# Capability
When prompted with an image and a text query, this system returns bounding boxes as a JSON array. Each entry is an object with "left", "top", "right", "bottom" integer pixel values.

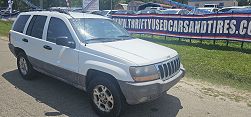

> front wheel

[{"left": 88, "top": 77, "right": 125, "bottom": 117}]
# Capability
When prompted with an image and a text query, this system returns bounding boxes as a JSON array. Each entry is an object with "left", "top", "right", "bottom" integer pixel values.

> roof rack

[
  {"left": 48, "top": 8, "right": 75, "bottom": 18},
  {"left": 49, "top": 8, "right": 71, "bottom": 15}
]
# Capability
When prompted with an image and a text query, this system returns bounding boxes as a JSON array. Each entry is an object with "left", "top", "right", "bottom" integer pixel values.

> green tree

[
  {"left": 173, "top": 0, "right": 188, "bottom": 4},
  {"left": 71, "top": 0, "right": 82, "bottom": 7},
  {"left": 100, "top": 0, "right": 120, "bottom": 10},
  {"left": 238, "top": 0, "right": 249, "bottom": 6},
  {"left": 13, "top": 0, "right": 30, "bottom": 11},
  {"left": 0, "top": 0, "right": 8, "bottom": 8}
]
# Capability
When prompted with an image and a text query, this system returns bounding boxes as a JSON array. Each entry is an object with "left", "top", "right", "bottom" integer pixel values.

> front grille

[{"left": 157, "top": 56, "right": 181, "bottom": 80}]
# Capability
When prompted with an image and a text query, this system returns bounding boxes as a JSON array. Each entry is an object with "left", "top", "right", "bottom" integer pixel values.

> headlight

[{"left": 129, "top": 65, "right": 160, "bottom": 82}]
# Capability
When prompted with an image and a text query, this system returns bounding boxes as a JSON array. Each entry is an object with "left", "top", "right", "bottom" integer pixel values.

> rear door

[{"left": 23, "top": 15, "right": 48, "bottom": 67}]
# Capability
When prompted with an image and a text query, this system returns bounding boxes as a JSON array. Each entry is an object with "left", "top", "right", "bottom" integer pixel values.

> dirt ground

[{"left": 0, "top": 39, "right": 250, "bottom": 117}]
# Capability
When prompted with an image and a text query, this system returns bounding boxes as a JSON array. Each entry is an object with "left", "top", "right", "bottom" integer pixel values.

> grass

[
  {"left": 0, "top": 20, "right": 12, "bottom": 37},
  {"left": 133, "top": 34, "right": 251, "bottom": 92}
]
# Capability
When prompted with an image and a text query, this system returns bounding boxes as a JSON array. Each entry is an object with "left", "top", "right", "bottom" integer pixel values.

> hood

[{"left": 86, "top": 39, "right": 178, "bottom": 66}]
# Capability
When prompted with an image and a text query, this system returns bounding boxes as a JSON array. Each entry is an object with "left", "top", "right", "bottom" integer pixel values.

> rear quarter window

[{"left": 13, "top": 15, "right": 30, "bottom": 33}]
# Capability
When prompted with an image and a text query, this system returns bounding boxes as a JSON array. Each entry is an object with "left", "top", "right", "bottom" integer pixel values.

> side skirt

[
  {"left": 27, "top": 56, "right": 87, "bottom": 91},
  {"left": 33, "top": 67, "right": 87, "bottom": 91}
]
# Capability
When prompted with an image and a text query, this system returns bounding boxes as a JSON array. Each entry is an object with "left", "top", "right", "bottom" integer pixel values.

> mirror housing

[{"left": 55, "top": 36, "right": 75, "bottom": 48}]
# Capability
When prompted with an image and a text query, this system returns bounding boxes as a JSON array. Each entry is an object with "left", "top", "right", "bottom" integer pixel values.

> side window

[
  {"left": 26, "top": 15, "right": 37, "bottom": 36},
  {"left": 26, "top": 15, "right": 47, "bottom": 39},
  {"left": 13, "top": 15, "right": 30, "bottom": 33},
  {"left": 47, "top": 17, "right": 73, "bottom": 43}
]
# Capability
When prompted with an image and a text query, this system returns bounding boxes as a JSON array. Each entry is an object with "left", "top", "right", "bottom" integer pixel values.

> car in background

[
  {"left": 188, "top": 7, "right": 218, "bottom": 15},
  {"left": 204, "top": 4, "right": 219, "bottom": 8},
  {"left": 99, "top": 10, "right": 118, "bottom": 17},
  {"left": 89, "top": 10, "right": 118, "bottom": 17},
  {"left": 0, "top": 10, "right": 20, "bottom": 17},
  {"left": 224, "top": 8, "right": 251, "bottom": 13},
  {"left": 49, "top": 7, "right": 69, "bottom": 11},
  {"left": 114, "top": 10, "right": 136, "bottom": 15},
  {"left": 137, "top": 9, "right": 161, "bottom": 15},
  {"left": 72, "top": 8, "right": 83, "bottom": 12},
  {"left": 145, "top": 7, "right": 166, "bottom": 10},
  {"left": 197, "top": 7, "right": 219, "bottom": 12},
  {"left": 160, "top": 9, "right": 189, "bottom": 15},
  {"left": 49, "top": 7, "right": 83, "bottom": 13},
  {"left": 218, "top": 6, "right": 251, "bottom": 13},
  {"left": 89, "top": 10, "right": 103, "bottom": 15}
]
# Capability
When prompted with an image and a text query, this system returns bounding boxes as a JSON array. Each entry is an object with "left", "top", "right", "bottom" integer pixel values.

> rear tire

[
  {"left": 17, "top": 52, "right": 36, "bottom": 80},
  {"left": 88, "top": 76, "right": 125, "bottom": 117}
]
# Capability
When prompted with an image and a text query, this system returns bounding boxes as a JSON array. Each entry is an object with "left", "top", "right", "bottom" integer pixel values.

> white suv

[{"left": 8, "top": 11, "right": 185, "bottom": 117}]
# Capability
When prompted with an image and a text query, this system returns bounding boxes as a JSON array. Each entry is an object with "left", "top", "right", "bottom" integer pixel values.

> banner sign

[{"left": 112, "top": 14, "right": 251, "bottom": 42}]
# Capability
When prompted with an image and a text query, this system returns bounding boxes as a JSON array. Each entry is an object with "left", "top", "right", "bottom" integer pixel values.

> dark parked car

[
  {"left": 137, "top": 9, "right": 161, "bottom": 15},
  {"left": 0, "top": 10, "right": 20, "bottom": 17},
  {"left": 114, "top": 10, "right": 136, "bottom": 15},
  {"left": 160, "top": 9, "right": 189, "bottom": 15},
  {"left": 224, "top": 8, "right": 251, "bottom": 14},
  {"left": 218, "top": 6, "right": 251, "bottom": 13}
]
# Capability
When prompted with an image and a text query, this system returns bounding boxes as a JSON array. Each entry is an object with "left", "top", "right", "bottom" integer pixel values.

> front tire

[
  {"left": 17, "top": 52, "right": 35, "bottom": 80},
  {"left": 88, "top": 77, "right": 125, "bottom": 117}
]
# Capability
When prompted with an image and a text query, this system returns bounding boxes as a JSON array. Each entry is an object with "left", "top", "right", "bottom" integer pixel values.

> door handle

[
  {"left": 43, "top": 45, "right": 52, "bottom": 50},
  {"left": 22, "top": 38, "right": 28, "bottom": 42}
]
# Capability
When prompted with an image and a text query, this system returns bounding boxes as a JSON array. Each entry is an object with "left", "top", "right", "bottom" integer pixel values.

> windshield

[{"left": 70, "top": 18, "right": 132, "bottom": 43}]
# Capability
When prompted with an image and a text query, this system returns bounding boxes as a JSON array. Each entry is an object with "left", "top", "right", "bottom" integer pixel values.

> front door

[{"left": 42, "top": 17, "right": 79, "bottom": 84}]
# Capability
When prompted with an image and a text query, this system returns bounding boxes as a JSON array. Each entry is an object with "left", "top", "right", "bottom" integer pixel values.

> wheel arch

[
  {"left": 14, "top": 47, "right": 26, "bottom": 56},
  {"left": 86, "top": 69, "right": 120, "bottom": 90},
  {"left": 85, "top": 69, "right": 127, "bottom": 102}
]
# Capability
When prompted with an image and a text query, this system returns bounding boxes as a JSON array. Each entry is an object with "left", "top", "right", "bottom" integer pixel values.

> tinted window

[
  {"left": 26, "top": 16, "right": 37, "bottom": 36},
  {"left": 13, "top": 15, "right": 30, "bottom": 33},
  {"left": 26, "top": 15, "right": 47, "bottom": 39},
  {"left": 47, "top": 17, "right": 73, "bottom": 43}
]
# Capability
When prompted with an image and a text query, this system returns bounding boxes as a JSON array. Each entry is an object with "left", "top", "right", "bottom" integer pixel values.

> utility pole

[
  {"left": 111, "top": 0, "right": 112, "bottom": 10},
  {"left": 39, "top": 0, "right": 43, "bottom": 9}
]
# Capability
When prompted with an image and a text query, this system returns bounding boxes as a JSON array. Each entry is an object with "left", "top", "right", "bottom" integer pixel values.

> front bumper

[{"left": 118, "top": 69, "right": 185, "bottom": 105}]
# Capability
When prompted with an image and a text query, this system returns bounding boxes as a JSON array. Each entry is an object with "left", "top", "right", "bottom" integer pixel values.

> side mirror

[{"left": 55, "top": 36, "right": 75, "bottom": 48}]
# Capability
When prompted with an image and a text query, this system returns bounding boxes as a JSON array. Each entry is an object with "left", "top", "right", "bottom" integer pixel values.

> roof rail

[
  {"left": 49, "top": 8, "right": 71, "bottom": 15},
  {"left": 48, "top": 8, "right": 75, "bottom": 18}
]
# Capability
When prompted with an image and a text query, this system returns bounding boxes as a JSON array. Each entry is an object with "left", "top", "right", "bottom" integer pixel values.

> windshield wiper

[
  {"left": 117, "top": 35, "right": 133, "bottom": 40},
  {"left": 117, "top": 35, "right": 131, "bottom": 38},
  {"left": 86, "top": 38, "right": 123, "bottom": 43}
]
